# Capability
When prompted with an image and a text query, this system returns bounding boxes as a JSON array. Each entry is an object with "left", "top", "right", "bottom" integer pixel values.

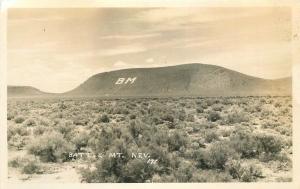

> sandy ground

[
  {"left": 8, "top": 150, "right": 81, "bottom": 183},
  {"left": 8, "top": 164, "right": 81, "bottom": 183}
]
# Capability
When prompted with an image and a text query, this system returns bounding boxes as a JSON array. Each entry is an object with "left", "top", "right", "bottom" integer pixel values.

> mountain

[
  {"left": 63, "top": 63, "right": 291, "bottom": 97},
  {"left": 7, "top": 86, "right": 51, "bottom": 97},
  {"left": 8, "top": 64, "right": 291, "bottom": 98}
]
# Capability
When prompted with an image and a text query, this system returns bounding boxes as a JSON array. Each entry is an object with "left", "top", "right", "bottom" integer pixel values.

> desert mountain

[
  {"left": 8, "top": 64, "right": 291, "bottom": 98},
  {"left": 63, "top": 63, "right": 291, "bottom": 97},
  {"left": 7, "top": 86, "right": 50, "bottom": 97}
]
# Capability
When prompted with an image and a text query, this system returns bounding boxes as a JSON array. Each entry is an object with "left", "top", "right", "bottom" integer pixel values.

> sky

[{"left": 7, "top": 7, "right": 292, "bottom": 93}]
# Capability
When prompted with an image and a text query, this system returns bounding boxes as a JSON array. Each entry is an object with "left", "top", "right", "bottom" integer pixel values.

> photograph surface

[{"left": 7, "top": 7, "right": 293, "bottom": 183}]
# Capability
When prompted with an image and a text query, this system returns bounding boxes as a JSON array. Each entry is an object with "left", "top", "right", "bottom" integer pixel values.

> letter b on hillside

[
  {"left": 115, "top": 77, "right": 137, "bottom": 85},
  {"left": 115, "top": 78, "right": 125, "bottom": 84}
]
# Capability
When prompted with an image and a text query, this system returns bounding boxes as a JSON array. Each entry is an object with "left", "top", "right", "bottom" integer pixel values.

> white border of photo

[{"left": 0, "top": 1, "right": 299, "bottom": 189}]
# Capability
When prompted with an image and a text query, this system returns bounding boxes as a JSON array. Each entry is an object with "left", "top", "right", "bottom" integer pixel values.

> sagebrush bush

[
  {"left": 8, "top": 156, "right": 26, "bottom": 168},
  {"left": 22, "top": 118, "right": 36, "bottom": 127},
  {"left": 255, "top": 133, "right": 283, "bottom": 161},
  {"left": 7, "top": 124, "right": 29, "bottom": 141},
  {"left": 227, "top": 160, "right": 262, "bottom": 182},
  {"left": 88, "top": 126, "right": 116, "bottom": 153},
  {"left": 8, "top": 133, "right": 26, "bottom": 150},
  {"left": 275, "top": 125, "right": 292, "bottom": 136},
  {"left": 229, "top": 130, "right": 259, "bottom": 158},
  {"left": 186, "top": 114, "right": 195, "bottom": 122},
  {"left": 28, "top": 131, "right": 75, "bottom": 162},
  {"left": 261, "top": 104, "right": 276, "bottom": 116},
  {"left": 206, "top": 142, "right": 235, "bottom": 169},
  {"left": 145, "top": 144, "right": 172, "bottom": 174},
  {"left": 168, "top": 131, "right": 188, "bottom": 152},
  {"left": 14, "top": 116, "right": 25, "bottom": 124},
  {"left": 196, "top": 107, "right": 204, "bottom": 113},
  {"left": 204, "top": 130, "right": 219, "bottom": 143},
  {"left": 9, "top": 155, "right": 44, "bottom": 174},
  {"left": 255, "top": 133, "right": 283, "bottom": 155},
  {"left": 129, "top": 121, "right": 143, "bottom": 139},
  {"left": 223, "top": 105, "right": 249, "bottom": 124},
  {"left": 55, "top": 121, "right": 75, "bottom": 139},
  {"left": 72, "top": 131, "right": 90, "bottom": 151},
  {"left": 177, "top": 110, "right": 186, "bottom": 121},
  {"left": 230, "top": 130, "right": 283, "bottom": 160},
  {"left": 33, "top": 125, "right": 50, "bottom": 136},
  {"left": 22, "top": 159, "right": 44, "bottom": 174},
  {"left": 123, "top": 159, "right": 155, "bottom": 182},
  {"left": 173, "top": 161, "right": 195, "bottom": 182},
  {"left": 261, "top": 119, "right": 280, "bottom": 129},
  {"left": 207, "top": 111, "right": 221, "bottom": 122},
  {"left": 151, "top": 127, "right": 169, "bottom": 146},
  {"left": 129, "top": 114, "right": 136, "bottom": 119},
  {"left": 98, "top": 114, "right": 110, "bottom": 123},
  {"left": 185, "top": 126, "right": 194, "bottom": 134},
  {"left": 7, "top": 111, "right": 16, "bottom": 120},
  {"left": 39, "top": 117, "right": 51, "bottom": 126},
  {"left": 113, "top": 107, "right": 130, "bottom": 115},
  {"left": 219, "top": 129, "right": 232, "bottom": 137},
  {"left": 206, "top": 99, "right": 218, "bottom": 106},
  {"left": 192, "top": 142, "right": 237, "bottom": 170},
  {"left": 73, "top": 116, "right": 89, "bottom": 126},
  {"left": 161, "top": 114, "right": 174, "bottom": 123},
  {"left": 212, "top": 104, "right": 223, "bottom": 112}
]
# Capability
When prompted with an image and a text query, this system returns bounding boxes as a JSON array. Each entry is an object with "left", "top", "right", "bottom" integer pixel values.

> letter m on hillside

[
  {"left": 125, "top": 77, "right": 137, "bottom": 84},
  {"left": 115, "top": 77, "right": 137, "bottom": 85}
]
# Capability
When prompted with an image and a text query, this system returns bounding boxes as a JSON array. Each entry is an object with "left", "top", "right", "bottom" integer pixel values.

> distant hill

[
  {"left": 8, "top": 64, "right": 291, "bottom": 98},
  {"left": 63, "top": 63, "right": 291, "bottom": 97},
  {"left": 7, "top": 86, "right": 50, "bottom": 97}
]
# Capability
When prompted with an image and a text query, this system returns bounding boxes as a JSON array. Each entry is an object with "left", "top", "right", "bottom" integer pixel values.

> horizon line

[{"left": 7, "top": 63, "right": 292, "bottom": 94}]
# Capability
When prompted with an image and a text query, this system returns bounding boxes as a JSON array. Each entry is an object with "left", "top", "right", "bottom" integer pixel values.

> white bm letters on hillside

[{"left": 115, "top": 77, "right": 137, "bottom": 85}]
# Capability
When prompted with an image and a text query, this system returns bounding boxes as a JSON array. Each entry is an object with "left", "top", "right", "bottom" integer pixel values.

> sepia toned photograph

[{"left": 6, "top": 7, "right": 293, "bottom": 183}]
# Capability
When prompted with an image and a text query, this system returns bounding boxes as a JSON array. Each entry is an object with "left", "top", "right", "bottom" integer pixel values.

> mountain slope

[
  {"left": 64, "top": 63, "right": 291, "bottom": 97},
  {"left": 7, "top": 86, "right": 50, "bottom": 97}
]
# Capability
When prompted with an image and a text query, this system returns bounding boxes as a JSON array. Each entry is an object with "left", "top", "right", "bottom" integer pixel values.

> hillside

[
  {"left": 8, "top": 64, "right": 291, "bottom": 98},
  {"left": 64, "top": 63, "right": 291, "bottom": 97},
  {"left": 7, "top": 86, "right": 50, "bottom": 97}
]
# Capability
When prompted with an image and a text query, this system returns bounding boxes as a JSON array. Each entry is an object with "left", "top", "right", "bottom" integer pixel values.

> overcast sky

[{"left": 8, "top": 8, "right": 292, "bottom": 93}]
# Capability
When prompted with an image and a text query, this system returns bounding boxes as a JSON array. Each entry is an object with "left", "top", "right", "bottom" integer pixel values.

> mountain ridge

[{"left": 8, "top": 63, "right": 292, "bottom": 98}]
